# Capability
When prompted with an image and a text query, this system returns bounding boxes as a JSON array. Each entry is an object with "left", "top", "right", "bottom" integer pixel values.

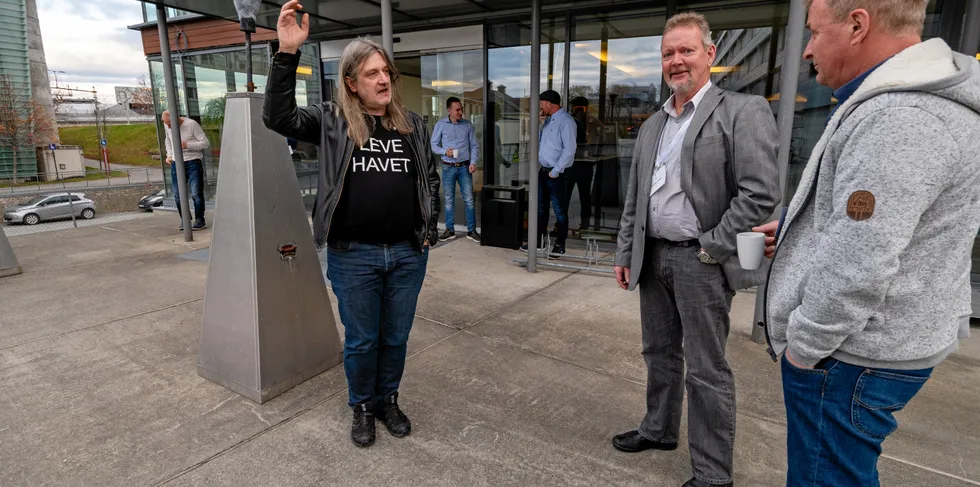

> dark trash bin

[{"left": 480, "top": 185, "right": 527, "bottom": 250}]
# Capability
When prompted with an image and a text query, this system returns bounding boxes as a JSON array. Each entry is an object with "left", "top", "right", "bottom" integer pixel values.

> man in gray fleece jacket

[{"left": 755, "top": 0, "right": 980, "bottom": 485}]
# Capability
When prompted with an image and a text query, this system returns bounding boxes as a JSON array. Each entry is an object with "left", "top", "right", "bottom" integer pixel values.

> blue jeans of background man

[
  {"left": 537, "top": 167, "right": 567, "bottom": 246},
  {"left": 326, "top": 240, "right": 429, "bottom": 407},
  {"left": 781, "top": 354, "right": 932, "bottom": 486},
  {"left": 170, "top": 158, "right": 206, "bottom": 223},
  {"left": 442, "top": 164, "right": 476, "bottom": 232}
]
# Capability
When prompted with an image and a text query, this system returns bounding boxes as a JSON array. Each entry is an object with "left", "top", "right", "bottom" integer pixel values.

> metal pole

[
  {"left": 51, "top": 148, "right": 59, "bottom": 180},
  {"left": 245, "top": 32, "right": 255, "bottom": 92},
  {"left": 528, "top": 0, "right": 541, "bottom": 272},
  {"left": 751, "top": 0, "right": 806, "bottom": 344},
  {"left": 66, "top": 189, "right": 77, "bottom": 228},
  {"left": 157, "top": 4, "right": 193, "bottom": 242},
  {"left": 562, "top": 11, "right": 571, "bottom": 106},
  {"left": 959, "top": 0, "right": 980, "bottom": 56},
  {"left": 381, "top": 0, "right": 394, "bottom": 56}
]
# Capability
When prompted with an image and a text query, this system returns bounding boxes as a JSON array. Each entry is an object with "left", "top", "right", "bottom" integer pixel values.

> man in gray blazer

[{"left": 611, "top": 12, "right": 780, "bottom": 487}]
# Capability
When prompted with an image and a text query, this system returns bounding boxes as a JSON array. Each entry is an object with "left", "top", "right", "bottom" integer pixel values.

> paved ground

[{"left": 0, "top": 213, "right": 977, "bottom": 487}]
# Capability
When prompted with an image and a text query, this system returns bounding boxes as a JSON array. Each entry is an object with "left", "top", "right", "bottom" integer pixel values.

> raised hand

[{"left": 276, "top": 0, "right": 309, "bottom": 54}]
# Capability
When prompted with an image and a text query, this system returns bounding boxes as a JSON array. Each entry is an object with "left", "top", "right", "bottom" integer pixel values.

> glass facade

[
  {"left": 148, "top": 42, "right": 321, "bottom": 206},
  {"left": 144, "top": 0, "right": 977, "bottom": 277},
  {"left": 142, "top": 3, "right": 194, "bottom": 23}
]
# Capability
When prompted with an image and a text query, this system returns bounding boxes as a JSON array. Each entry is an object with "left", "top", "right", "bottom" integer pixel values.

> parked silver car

[
  {"left": 138, "top": 189, "right": 166, "bottom": 211},
  {"left": 3, "top": 193, "right": 96, "bottom": 225}
]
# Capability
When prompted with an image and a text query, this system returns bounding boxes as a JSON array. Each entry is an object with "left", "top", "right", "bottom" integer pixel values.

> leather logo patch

[{"left": 846, "top": 191, "right": 875, "bottom": 221}]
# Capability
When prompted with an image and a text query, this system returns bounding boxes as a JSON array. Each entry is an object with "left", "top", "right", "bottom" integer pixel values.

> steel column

[
  {"left": 527, "top": 0, "right": 541, "bottom": 272},
  {"left": 751, "top": 0, "right": 806, "bottom": 344},
  {"left": 562, "top": 11, "right": 572, "bottom": 106},
  {"left": 382, "top": 0, "right": 394, "bottom": 56},
  {"left": 198, "top": 93, "right": 343, "bottom": 403},
  {"left": 157, "top": 4, "right": 193, "bottom": 241}
]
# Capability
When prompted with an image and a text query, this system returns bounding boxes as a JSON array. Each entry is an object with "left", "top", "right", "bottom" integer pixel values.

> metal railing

[{"left": 0, "top": 168, "right": 164, "bottom": 195}]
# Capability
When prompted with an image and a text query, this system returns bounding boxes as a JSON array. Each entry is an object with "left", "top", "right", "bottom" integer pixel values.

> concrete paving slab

[
  {"left": 155, "top": 332, "right": 966, "bottom": 487},
  {"left": 0, "top": 297, "right": 454, "bottom": 487},
  {"left": 414, "top": 239, "right": 570, "bottom": 328},
  {"left": 0, "top": 255, "right": 207, "bottom": 349},
  {"left": 159, "top": 331, "right": 686, "bottom": 487},
  {"left": 467, "top": 273, "right": 980, "bottom": 483}
]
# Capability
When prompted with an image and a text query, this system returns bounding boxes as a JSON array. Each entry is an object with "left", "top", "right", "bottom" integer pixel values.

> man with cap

[{"left": 522, "top": 89, "right": 576, "bottom": 257}]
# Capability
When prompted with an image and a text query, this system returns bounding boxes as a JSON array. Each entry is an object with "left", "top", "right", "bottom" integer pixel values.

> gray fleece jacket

[{"left": 766, "top": 39, "right": 980, "bottom": 370}]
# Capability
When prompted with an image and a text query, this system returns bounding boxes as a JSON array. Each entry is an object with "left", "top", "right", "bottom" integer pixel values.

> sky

[{"left": 36, "top": 0, "right": 148, "bottom": 104}]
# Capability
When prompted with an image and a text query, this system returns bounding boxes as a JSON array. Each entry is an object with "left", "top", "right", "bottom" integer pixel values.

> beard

[{"left": 666, "top": 76, "right": 696, "bottom": 96}]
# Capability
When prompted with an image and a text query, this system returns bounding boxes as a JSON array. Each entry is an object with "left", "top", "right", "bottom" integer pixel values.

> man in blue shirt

[
  {"left": 431, "top": 97, "right": 480, "bottom": 242},
  {"left": 522, "top": 89, "right": 576, "bottom": 257}
]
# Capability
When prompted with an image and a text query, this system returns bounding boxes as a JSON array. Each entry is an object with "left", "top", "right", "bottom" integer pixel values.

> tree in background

[
  {"left": 130, "top": 74, "right": 154, "bottom": 116},
  {"left": 0, "top": 74, "right": 54, "bottom": 183}
]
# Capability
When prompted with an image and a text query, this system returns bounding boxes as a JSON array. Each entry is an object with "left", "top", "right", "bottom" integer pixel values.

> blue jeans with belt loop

[
  {"left": 781, "top": 354, "right": 932, "bottom": 486},
  {"left": 325, "top": 240, "right": 429, "bottom": 407}
]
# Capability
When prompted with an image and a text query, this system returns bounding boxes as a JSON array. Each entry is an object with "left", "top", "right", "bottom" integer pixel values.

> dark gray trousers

[{"left": 637, "top": 240, "right": 736, "bottom": 485}]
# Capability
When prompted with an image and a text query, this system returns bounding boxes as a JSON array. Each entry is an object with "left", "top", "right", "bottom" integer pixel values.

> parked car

[
  {"left": 138, "top": 189, "right": 166, "bottom": 211},
  {"left": 3, "top": 193, "right": 96, "bottom": 225}
]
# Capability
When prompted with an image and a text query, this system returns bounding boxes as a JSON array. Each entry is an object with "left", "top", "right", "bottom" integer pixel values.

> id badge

[{"left": 650, "top": 165, "right": 666, "bottom": 196}]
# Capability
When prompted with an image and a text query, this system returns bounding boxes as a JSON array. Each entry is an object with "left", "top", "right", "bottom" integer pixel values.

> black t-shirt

[{"left": 329, "top": 116, "right": 420, "bottom": 245}]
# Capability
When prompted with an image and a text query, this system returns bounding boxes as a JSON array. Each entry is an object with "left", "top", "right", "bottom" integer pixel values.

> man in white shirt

[{"left": 163, "top": 110, "right": 210, "bottom": 230}]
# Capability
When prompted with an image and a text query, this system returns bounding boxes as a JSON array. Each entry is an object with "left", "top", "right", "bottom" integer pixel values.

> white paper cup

[{"left": 737, "top": 232, "right": 766, "bottom": 270}]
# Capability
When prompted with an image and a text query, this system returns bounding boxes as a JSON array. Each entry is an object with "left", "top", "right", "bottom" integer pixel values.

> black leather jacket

[{"left": 262, "top": 51, "right": 440, "bottom": 251}]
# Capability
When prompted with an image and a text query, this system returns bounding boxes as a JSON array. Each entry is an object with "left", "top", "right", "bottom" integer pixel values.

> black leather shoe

[
  {"left": 682, "top": 478, "right": 732, "bottom": 487},
  {"left": 350, "top": 402, "right": 376, "bottom": 447},
  {"left": 611, "top": 430, "right": 678, "bottom": 453},
  {"left": 377, "top": 392, "right": 411, "bottom": 437}
]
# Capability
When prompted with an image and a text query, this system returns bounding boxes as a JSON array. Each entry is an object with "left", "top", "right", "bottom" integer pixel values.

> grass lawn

[
  {"left": 59, "top": 124, "right": 160, "bottom": 167},
  {"left": 0, "top": 169, "right": 129, "bottom": 189}
]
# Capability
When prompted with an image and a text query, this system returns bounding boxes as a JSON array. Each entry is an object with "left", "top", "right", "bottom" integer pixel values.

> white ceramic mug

[{"left": 736, "top": 232, "right": 766, "bottom": 270}]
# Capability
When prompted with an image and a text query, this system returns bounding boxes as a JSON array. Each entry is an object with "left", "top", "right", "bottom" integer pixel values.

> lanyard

[{"left": 654, "top": 115, "right": 694, "bottom": 170}]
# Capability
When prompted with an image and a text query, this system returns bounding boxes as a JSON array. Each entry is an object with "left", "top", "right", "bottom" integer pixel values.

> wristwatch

[{"left": 698, "top": 248, "right": 718, "bottom": 265}]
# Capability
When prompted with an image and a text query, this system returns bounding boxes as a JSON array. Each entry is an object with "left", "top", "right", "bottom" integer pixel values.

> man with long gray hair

[{"left": 264, "top": 1, "right": 440, "bottom": 448}]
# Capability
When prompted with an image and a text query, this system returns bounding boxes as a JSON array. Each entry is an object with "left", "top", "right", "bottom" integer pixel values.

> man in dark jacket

[{"left": 264, "top": 0, "right": 440, "bottom": 449}]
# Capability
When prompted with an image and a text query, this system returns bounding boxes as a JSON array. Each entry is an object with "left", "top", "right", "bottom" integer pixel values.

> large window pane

[
  {"left": 565, "top": 10, "right": 668, "bottom": 233},
  {"left": 487, "top": 20, "right": 566, "bottom": 189}
]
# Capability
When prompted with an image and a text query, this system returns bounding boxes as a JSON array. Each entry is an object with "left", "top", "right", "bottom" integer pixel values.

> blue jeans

[
  {"left": 326, "top": 240, "right": 429, "bottom": 407},
  {"left": 537, "top": 168, "right": 567, "bottom": 246},
  {"left": 781, "top": 355, "right": 932, "bottom": 486},
  {"left": 170, "top": 158, "right": 206, "bottom": 223},
  {"left": 442, "top": 164, "right": 476, "bottom": 232}
]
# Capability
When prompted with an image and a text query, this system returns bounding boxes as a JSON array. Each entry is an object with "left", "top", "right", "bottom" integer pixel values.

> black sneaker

[
  {"left": 549, "top": 244, "right": 566, "bottom": 260},
  {"left": 467, "top": 230, "right": 481, "bottom": 243},
  {"left": 439, "top": 229, "right": 456, "bottom": 241},
  {"left": 192, "top": 220, "right": 207, "bottom": 231},
  {"left": 519, "top": 242, "right": 546, "bottom": 252},
  {"left": 350, "top": 402, "right": 376, "bottom": 447},
  {"left": 376, "top": 392, "right": 411, "bottom": 438}
]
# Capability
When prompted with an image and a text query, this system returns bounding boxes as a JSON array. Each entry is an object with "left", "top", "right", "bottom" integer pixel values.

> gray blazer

[{"left": 615, "top": 85, "right": 781, "bottom": 291}]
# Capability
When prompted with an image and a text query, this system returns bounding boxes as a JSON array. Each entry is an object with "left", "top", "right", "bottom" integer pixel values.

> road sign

[
  {"left": 100, "top": 139, "right": 107, "bottom": 147},
  {"left": 48, "top": 144, "right": 56, "bottom": 150}
]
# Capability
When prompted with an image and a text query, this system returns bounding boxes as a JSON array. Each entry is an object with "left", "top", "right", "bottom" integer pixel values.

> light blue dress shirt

[
  {"left": 430, "top": 117, "right": 479, "bottom": 166},
  {"left": 538, "top": 108, "right": 577, "bottom": 178}
]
